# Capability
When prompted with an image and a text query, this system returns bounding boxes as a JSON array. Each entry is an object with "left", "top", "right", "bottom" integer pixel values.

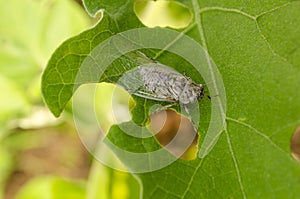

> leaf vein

[
  {"left": 255, "top": 1, "right": 292, "bottom": 18},
  {"left": 225, "top": 130, "right": 247, "bottom": 199},
  {"left": 153, "top": 22, "right": 197, "bottom": 59},
  {"left": 181, "top": 159, "right": 204, "bottom": 198},
  {"left": 199, "top": 7, "right": 255, "bottom": 20},
  {"left": 254, "top": 19, "right": 294, "bottom": 67},
  {"left": 226, "top": 117, "right": 289, "bottom": 156},
  {"left": 196, "top": 2, "right": 296, "bottom": 68}
]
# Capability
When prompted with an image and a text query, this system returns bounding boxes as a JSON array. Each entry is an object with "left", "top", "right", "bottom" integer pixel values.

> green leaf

[
  {"left": 41, "top": 0, "right": 300, "bottom": 198},
  {"left": 83, "top": 0, "right": 143, "bottom": 30},
  {"left": 41, "top": 13, "right": 117, "bottom": 117}
]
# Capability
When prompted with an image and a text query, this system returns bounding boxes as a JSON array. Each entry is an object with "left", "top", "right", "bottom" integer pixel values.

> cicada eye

[{"left": 199, "top": 84, "right": 204, "bottom": 91}]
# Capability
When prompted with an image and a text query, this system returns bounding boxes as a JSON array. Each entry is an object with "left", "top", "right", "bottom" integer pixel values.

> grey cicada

[{"left": 118, "top": 58, "right": 205, "bottom": 113}]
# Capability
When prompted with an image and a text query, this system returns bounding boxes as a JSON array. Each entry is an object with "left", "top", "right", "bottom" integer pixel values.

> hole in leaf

[
  {"left": 134, "top": 0, "right": 192, "bottom": 29},
  {"left": 291, "top": 126, "right": 300, "bottom": 162},
  {"left": 95, "top": 83, "right": 132, "bottom": 133},
  {"left": 149, "top": 109, "right": 198, "bottom": 160}
]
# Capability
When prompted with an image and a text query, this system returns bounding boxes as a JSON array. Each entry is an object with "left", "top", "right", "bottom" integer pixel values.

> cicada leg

[{"left": 183, "top": 104, "right": 190, "bottom": 114}]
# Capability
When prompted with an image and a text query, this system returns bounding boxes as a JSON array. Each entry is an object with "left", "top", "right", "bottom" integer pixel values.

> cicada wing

[
  {"left": 117, "top": 66, "right": 175, "bottom": 102},
  {"left": 117, "top": 67, "right": 144, "bottom": 93},
  {"left": 133, "top": 90, "right": 175, "bottom": 102}
]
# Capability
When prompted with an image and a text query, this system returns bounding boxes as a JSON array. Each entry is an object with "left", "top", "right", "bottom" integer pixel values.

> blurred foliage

[
  {"left": 14, "top": 176, "right": 86, "bottom": 199},
  {"left": 0, "top": 0, "right": 90, "bottom": 131},
  {"left": 134, "top": 0, "right": 192, "bottom": 28}
]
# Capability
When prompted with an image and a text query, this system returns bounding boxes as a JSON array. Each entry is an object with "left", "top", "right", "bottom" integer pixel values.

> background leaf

[
  {"left": 14, "top": 176, "right": 86, "bottom": 199},
  {"left": 0, "top": 0, "right": 90, "bottom": 130},
  {"left": 42, "top": 0, "right": 300, "bottom": 198},
  {"left": 0, "top": 0, "right": 92, "bottom": 198}
]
